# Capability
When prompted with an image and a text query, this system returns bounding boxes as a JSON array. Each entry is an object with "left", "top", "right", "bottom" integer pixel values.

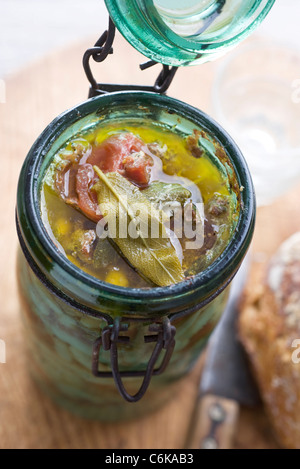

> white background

[{"left": 0, "top": 0, "right": 299, "bottom": 78}]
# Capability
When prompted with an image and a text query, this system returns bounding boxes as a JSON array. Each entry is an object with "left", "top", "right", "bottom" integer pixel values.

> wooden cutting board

[{"left": 0, "top": 32, "right": 294, "bottom": 449}]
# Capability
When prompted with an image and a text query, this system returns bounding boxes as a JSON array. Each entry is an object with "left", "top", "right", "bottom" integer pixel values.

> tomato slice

[
  {"left": 87, "top": 133, "right": 143, "bottom": 172},
  {"left": 122, "top": 151, "right": 153, "bottom": 187},
  {"left": 55, "top": 133, "right": 154, "bottom": 222},
  {"left": 76, "top": 164, "right": 101, "bottom": 223}
]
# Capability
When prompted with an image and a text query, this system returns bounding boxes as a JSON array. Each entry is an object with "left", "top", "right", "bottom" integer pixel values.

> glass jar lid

[{"left": 105, "top": 0, "right": 275, "bottom": 66}]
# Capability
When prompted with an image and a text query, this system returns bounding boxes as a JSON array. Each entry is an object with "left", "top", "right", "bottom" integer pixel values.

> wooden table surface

[{"left": 1, "top": 32, "right": 297, "bottom": 449}]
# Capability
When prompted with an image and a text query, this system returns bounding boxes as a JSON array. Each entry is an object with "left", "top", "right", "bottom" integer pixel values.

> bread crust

[{"left": 239, "top": 233, "right": 300, "bottom": 449}]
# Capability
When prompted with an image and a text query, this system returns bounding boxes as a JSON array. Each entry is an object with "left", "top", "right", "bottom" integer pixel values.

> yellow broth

[{"left": 41, "top": 121, "right": 240, "bottom": 288}]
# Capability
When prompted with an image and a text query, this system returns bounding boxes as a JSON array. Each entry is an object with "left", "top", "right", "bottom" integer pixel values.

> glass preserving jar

[{"left": 16, "top": 92, "right": 255, "bottom": 421}]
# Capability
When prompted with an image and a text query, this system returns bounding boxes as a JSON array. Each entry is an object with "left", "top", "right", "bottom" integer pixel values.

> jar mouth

[
  {"left": 105, "top": 0, "right": 275, "bottom": 66},
  {"left": 17, "top": 91, "right": 255, "bottom": 307}
]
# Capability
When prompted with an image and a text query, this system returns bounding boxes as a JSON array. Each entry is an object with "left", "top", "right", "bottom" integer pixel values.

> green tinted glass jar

[
  {"left": 105, "top": 0, "right": 275, "bottom": 65},
  {"left": 16, "top": 92, "right": 255, "bottom": 421}
]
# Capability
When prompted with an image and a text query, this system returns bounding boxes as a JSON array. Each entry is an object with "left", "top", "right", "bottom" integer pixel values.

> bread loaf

[{"left": 239, "top": 232, "right": 300, "bottom": 449}]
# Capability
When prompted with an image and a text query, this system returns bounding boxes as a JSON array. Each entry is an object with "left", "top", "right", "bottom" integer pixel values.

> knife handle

[{"left": 187, "top": 394, "right": 239, "bottom": 449}]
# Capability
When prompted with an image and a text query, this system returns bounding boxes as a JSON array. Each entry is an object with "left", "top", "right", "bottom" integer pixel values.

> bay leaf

[
  {"left": 92, "top": 167, "right": 184, "bottom": 287},
  {"left": 93, "top": 237, "right": 120, "bottom": 269},
  {"left": 142, "top": 181, "right": 191, "bottom": 207}
]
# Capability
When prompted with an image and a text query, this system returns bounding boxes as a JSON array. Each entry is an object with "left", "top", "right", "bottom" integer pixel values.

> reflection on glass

[
  {"left": 213, "top": 40, "right": 300, "bottom": 206},
  {"left": 153, "top": 0, "right": 262, "bottom": 41}
]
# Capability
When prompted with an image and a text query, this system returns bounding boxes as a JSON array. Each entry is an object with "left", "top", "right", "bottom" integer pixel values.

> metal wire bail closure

[
  {"left": 92, "top": 316, "right": 176, "bottom": 402},
  {"left": 83, "top": 17, "right": 178, "bottom": 97}
]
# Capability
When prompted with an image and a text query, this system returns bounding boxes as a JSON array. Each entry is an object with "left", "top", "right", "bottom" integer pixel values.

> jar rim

[
  {"left": 104, "top": 0, "right": 275, "bottom": 66},
  {"left": 17, "top": 91, "right": 255, "bottom": 309}
]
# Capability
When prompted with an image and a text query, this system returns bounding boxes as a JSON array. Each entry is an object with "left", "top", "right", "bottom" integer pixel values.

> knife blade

[{"left": 186, "top": 257, "right": 260, "bottom": 449}]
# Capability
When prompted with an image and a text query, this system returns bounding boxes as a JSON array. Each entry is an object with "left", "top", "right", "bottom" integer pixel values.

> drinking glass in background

[{"left": 212, "top": 39, "right": 300, "bottom": 206}]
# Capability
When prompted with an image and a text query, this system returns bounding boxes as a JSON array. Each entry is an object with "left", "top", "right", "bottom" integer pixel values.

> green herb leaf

[
  {"left": 142, "top": 181, "right": 191, "bottom": 207},
  {"left": 93, "top": 237, "right": 120, "bottom": 269},
  {"left": 93, "top": 167, "right": 184, "bottom": 287}
]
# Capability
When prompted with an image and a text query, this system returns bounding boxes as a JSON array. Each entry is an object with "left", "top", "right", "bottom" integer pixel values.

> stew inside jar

[{"left": 41, "top": 119, "right": 241, "bottom": 288}]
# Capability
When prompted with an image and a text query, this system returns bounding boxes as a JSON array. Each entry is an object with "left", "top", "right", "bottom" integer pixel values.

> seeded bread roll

[{"left": 239, "top": 232, "right": 300, "bottom": 449}]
